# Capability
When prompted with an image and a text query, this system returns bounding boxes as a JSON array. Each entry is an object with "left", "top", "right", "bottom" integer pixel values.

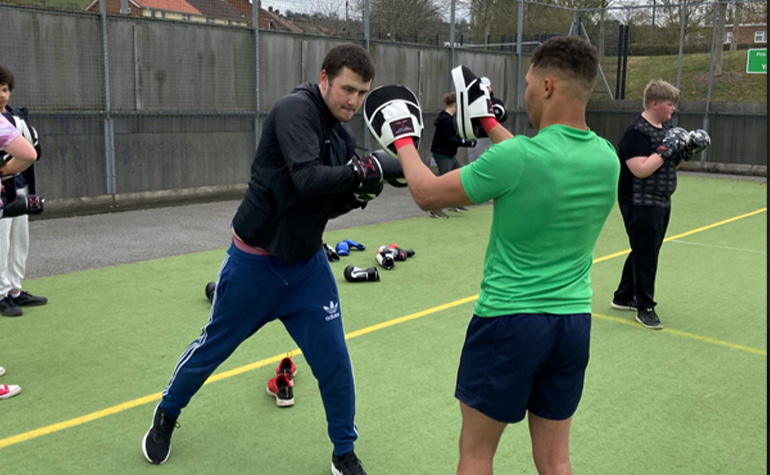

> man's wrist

[
  {"left": 394, "top": 137, "right": 414, "bottom": 151},
  {"left": 479, "top": 117, "right": 499, "bottom": 134}
]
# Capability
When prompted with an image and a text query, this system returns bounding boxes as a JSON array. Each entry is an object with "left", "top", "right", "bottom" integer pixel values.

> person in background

[
  {"left": 611, "top": 79, "right": 708, "bottom": 329},
  {"left": 0, "top": 111, "right": 38, "bottom": 399},
  {"left": 428, "top": 92, "right": 476, "bottom": 219},
  {"left": 0, "top": 66, "right": 48, "bottom": 318}
]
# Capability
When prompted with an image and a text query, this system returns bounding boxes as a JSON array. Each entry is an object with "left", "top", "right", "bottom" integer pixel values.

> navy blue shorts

[{"left": 455, "top": 313, "right": 591, "bottom": 423}]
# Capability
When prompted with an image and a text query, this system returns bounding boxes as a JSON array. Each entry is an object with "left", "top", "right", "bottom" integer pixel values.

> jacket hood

[{"left": 291, "top": 82, "right": 337, "bottom": 125}]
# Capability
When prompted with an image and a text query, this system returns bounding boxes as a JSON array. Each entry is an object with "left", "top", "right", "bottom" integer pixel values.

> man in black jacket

[{"left": 142, "top": 44, "right": 398, "bottom": 475}]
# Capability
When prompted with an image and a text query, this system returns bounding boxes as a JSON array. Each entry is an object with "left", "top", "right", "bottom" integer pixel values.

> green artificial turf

[{"left": 0, "top": 175, "right": 765, "bottom": 474}]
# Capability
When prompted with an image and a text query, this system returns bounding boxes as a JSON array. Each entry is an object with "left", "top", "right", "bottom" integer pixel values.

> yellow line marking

[
  {"left": 344, "top": 296, "right": 478, "bottom": 339},
  {"left": 593, "top": 207, "right": 766, "bottom": 263},
  {"left": 0, "top": 299, "right": 479, "bottom": 450},
  {"left": 1, "top": 208, "right": 766, "bottom": 449},
  {"left": 592, "top": 313, "right": 767, "bottom": 356}
]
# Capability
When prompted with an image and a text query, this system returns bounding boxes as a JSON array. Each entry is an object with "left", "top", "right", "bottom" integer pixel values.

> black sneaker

[
  {"left": 142, "top": 405, "right": 179, "bottom": 464},
  {"left": 0, "top": 296, "right": 22, "bottom": 317},
  {"left": 611, "top": 297, "right": 637, "bottom": 311},
  {"left": 636, "top": 308, "right": 663, "bottom": 330},
  {"left": 11, "top": 291, "right": 48, "bottom": 307},
  {"left": 332, "top": 451, "right": 367, "bottom": 475}
]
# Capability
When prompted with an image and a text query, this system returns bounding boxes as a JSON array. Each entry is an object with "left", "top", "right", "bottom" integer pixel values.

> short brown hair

[
  {"left": 321, "top": 44, "right": 375, "bottom": 83},
  {"left": 530, "top": 36, "right": 598, "bottom": 93},
  {"left": 442, "top": 92, "right": 456, "bottom": 106},
  {"left": 0, "top": 66, "right": 14, "bottom": 91},
  {"left": 643, "top": 79, "right": 679, "bottom": 109}
]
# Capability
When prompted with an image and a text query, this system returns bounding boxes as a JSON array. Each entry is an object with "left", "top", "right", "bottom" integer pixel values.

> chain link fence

[{"left": 0, "top": 0, "right": 765, "bottom": 214}]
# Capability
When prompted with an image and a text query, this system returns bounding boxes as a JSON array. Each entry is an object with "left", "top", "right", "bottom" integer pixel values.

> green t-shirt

[{"left": 460, "top": 125, "right": 620, "bottom": 317}]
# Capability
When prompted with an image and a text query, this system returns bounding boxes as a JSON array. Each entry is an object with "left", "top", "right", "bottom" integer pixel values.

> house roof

[
  {"left": 260, "top": 5, "right": 302, "bottom": 33},
  {"left": 186, "top": 0, "right": 246, "bottom": 21},
  {"left": 136, "top": 0, "right": 201, "bottom": 14}
]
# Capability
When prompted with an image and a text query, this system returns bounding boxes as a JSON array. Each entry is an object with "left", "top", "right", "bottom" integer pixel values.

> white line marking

[{"left": 669, "top": 239, "right": 767, "bottom": 254}]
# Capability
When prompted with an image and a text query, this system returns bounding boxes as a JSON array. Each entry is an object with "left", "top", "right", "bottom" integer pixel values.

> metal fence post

[
  {"left": 363, "top": 0, "right": 370, "bottom": 52},
  {"left": 673, "top": 3, "right": 687, "bottom": 127},
  {"left": 99, "top": 0, "right": 116, "bottom": 195},
  {"left": 702, "top": 2, "right": 719, "bottom": 162},
  {"left": 449, "top": 0, "right": 456, "bottom": 84},
  {"left": 514, "top": 0, "right": 524, "bottom": 134},
  {"left": 363, "top": 0, "right": 371, "bottom": 152},
  {"left": 675, "top": 4, "right": 686, "bottom": 92},
  {"left": 253, "top": 0, "right": 260, "bottom": 151}
]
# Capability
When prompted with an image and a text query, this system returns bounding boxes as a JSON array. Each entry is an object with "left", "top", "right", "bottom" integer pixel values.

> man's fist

[
  {"left": 681, "top": 129, "right": 711, "bottom": 161},
  {"left": 371, "top": 150, "right": 407, "bottom": 188},
  {"left": 349, "top": 155, "right": 382, "bottom": 187},
  {"left": 348, "top": 155, "right": 384, "bottom": 202},
  {"left": 656, "top": 127, "right": 689, "bottom": 161}
]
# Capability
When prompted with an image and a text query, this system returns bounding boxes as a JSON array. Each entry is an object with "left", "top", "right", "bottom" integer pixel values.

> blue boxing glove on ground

[
  {"left": 335, "top": 241, "right": 350, "bottom": 256},
  {"left": 343, "top": 239, "right": 365, "bottom": 251}
]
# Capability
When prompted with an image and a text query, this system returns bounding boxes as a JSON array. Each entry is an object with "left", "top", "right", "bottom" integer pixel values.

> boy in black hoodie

[{"left": 428, "top": 92, "right": 476, "bottom": 218}]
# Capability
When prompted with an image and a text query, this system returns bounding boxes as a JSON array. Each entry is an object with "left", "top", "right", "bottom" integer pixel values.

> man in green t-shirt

[{"left": 375, "top": 36, "right": 619, "bottom": 474}]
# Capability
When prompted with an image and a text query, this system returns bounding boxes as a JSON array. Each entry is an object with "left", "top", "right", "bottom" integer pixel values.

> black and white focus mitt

[
  {"left": 364, "top": 85, "right": 423, "bottom": 159},
  {"left": 452, "top": 65, "right": 495, "bottom": 140}
]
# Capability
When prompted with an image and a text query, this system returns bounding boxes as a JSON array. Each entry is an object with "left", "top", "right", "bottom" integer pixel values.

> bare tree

[
  {"left": 597, "top": 0, "right": 615, "bottom": 56},
  {"left": 741, "top": 0, "right": 767, "bottom": 23},
  {"left": 347, "top": 0, "right": 444, "bottom": 43},
  {"left": 729, "top": 1, "right": 742, "bottom": 51},
  {"left": 653, "top": 0, "right": 712, "bottom": 46},
  {"left": 713, "top": 0, "right": 726, "bottom": 74}
]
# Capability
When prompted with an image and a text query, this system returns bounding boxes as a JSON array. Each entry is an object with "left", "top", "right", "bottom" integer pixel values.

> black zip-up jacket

[
  {"left": 430, "top": 110, "right": 467, "bottom": 157},
  {"left": 231, "top": 83, "right": 363, "bottom": 261},
  {"left": 2, "top": 106, "right": 38, "bottom": 194}
]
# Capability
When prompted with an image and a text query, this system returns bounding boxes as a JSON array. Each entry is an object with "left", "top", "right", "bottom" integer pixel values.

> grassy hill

[{"left": 596, "top": 49, "right": 767, "bottom": 103}]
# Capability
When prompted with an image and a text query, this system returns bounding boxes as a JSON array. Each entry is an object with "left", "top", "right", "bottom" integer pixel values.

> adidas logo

[{"left": 323, "top": 300, "right": 340, "bottom": 321}]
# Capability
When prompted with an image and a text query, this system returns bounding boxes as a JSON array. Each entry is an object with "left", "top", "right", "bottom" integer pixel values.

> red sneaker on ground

[
  {"left": 266, "top": 373, "right": 294, "bottom": 407},
  {"left": 276, "top": 353, "right": 296, "bottom": 380}
]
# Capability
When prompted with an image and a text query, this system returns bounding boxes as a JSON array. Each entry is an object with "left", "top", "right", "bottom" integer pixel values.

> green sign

[{"left": 746, "top": 48, "right": 767, "bottom": 74}]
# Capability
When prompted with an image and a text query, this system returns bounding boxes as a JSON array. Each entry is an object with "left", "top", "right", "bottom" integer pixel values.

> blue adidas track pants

[{"left": 160, "top": 242, "right": 358, "bottom": 455}]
